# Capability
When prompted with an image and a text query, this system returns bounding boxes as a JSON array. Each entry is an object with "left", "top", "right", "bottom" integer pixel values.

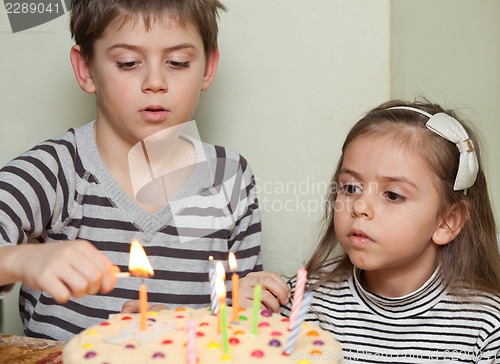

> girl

[{"left": 241, "top": 100, "right": 500, "bottom": 363}]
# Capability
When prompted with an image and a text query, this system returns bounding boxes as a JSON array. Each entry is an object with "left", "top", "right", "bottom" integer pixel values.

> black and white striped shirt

[
  {"left": 0, "top": 121, "right": 262, "bottom": 341},
  {"left": 281, "top": 260, "right": 500, "bottom": 363}
]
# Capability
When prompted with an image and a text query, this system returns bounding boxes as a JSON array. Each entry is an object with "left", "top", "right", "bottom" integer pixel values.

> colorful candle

[
  {"left": 187, "top": 319, "right": 197, "bottom": 364},
  {"left": 208, "top": 256, "right": 219, "bottom": 314},
  {"left": 251, "top": 284, "right": 262, "bottom": 337},
  {"left": 289, "top": 266, "right": 307, "bottom": 330},
  {"left": 228, "top": 253, "right": 239, "bottom": 323},
  {"left": 284, "top": 291, "right": 313, "bottom": 354},
  {"left": 139, "top": 281, "right": 147, "bottom": 331}
]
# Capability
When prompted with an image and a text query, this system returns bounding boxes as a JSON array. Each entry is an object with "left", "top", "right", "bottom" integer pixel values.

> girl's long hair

[{"left": 306, "top": 99, "right": 500, "bottom": 295}]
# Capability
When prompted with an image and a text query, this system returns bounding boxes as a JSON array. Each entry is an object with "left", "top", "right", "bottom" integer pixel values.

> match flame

[
  {"left": 216, "top": 261, "right": 226, "bottom": 281},
  {"left": 215, "top": 274, "right": 226, "bottom": 301},
  {"left": 128, "top": 239, "right": 154, "bottom": 278},
  {"left": 228, "top": 252, "right": 237, "bottom": 272}
]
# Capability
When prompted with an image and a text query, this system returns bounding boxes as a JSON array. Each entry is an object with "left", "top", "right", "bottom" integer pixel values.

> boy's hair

[
  {"left": 70, "top": 0, "right": 227, "bottom": 63},
  {"left": 307, "top": 99, "right": 500, "bottom": 296}
]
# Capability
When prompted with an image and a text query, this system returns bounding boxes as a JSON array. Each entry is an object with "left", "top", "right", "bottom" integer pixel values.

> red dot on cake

[
  {"left": 258, "top": 322, "right": 270, "bottom": 327},
  {"left": 251, "top": 350, "right": 265, "bottom": 358},
  {"left": 121, "top": 316, "right": 132, "bottom": 320},
  {"left": 229, "top": 337, "right": 240, "bottom": 345},
  {"left": 271, "top": 331, "right": 282, "bottom": 336},
  {"left": 196, "top": 332, "right": 205, "bottom": 337},
  {"left": 162, "top": 339, "right": 173, "bottom": 345},
  {"left": 199, "top": 322, "right": 209, "bottom": 326},
  {"left": 99, "top": 322, "right": 110, "bottom": 326}
]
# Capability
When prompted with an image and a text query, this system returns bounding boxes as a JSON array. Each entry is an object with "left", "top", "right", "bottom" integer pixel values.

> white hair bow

[{"left": 388, "top": 106, "right": 479, "bottom": 191}]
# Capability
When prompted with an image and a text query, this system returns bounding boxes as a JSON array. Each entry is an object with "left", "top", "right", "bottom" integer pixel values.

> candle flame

[
  {"left": 216, "top": 261, "right": 226, "bottom": 280},
  {"left": 208, "top": 255, "right": 214, "bottom": 261},
  {"left": 128, "top": 239, "right": 154, "bottom": 278},
  {"left": 228, "top": 252, "right": 237, "bottom": 272},
  {"left": 215, "top": 274, "right": 226, "bottom": 301}
]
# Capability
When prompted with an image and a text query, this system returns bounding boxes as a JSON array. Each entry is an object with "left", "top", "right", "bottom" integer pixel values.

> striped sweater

[
  {"left": 281, "top": 260, "right": 500, "bottom": 363},
  {"left": 0, "top": 121, "right": 262, "bottom": 341}
]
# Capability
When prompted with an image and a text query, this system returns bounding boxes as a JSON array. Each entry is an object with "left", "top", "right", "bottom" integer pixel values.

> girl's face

[{"left": 334, "top": 134, "right": 445, "bottom": 296}]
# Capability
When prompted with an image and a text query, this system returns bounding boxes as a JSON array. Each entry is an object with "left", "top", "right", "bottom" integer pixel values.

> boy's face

[{"left": 76, "top": 16, "right": 217, "bottom": 147}]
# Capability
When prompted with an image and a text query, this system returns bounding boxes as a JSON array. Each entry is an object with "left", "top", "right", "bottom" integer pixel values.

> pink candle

[
  {"left": 289, "top": 266, "right": 307, "bottom": 330},
  {"left": 187, "top": 319, "right": 196, "bottom": 364}
]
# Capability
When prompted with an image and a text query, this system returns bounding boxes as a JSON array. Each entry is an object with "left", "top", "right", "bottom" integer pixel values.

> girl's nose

[{"left": 351, "top": 196, "right": 374, "bottom": 220}]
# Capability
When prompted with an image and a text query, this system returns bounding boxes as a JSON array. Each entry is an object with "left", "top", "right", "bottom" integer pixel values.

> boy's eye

[
  {"left": 384, "top": 191, "right": 406, "bottom": 202},
  {"left": 167, "top": 61, "right": 190, "bottom": 69},
  {"left": 117, "top": 61, "right": 138, "bottom": 69}
]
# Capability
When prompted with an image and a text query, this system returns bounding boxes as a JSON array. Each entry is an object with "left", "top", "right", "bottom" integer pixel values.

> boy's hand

[
  {"left": 238, "top": 271, "right": 290, "bottom": 313},
  {"left": 120, "top": 300, "right": 169, "bottom": 313},
  {"left": 13, "top": 240, "right": 119, "bottom": 303}
]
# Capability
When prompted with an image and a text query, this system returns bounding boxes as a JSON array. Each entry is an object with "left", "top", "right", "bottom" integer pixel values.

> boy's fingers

[
  {"left": 121, "top": 300, "right": 140, "bottom": 313},
  {"left": 149, "top": 304, "right": 169, "bottom": 312},
  {"left": 260, "top": 289, "right": 281, "bottom": 313}
]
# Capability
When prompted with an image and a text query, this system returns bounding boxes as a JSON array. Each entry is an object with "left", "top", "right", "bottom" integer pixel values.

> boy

[{"left": 0, "top": 0, "right": 262, "bottom": 341}]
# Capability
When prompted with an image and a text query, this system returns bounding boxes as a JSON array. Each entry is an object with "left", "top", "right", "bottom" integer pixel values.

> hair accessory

[{"left": 388, "top": 106, "right": 479, "bottom": 191}]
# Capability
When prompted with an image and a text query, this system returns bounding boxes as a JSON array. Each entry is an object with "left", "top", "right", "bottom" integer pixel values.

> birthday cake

[{"left": 62, "top": 307, "right": 342, "bottom": 363}]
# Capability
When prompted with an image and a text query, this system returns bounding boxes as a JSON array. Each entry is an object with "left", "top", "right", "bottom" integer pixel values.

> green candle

[
  {"left": 251, "top": 284, "right": 262, "bottom": 337},
  {"left": 221, "top": 303, "right": 229, "bottom": 354}
]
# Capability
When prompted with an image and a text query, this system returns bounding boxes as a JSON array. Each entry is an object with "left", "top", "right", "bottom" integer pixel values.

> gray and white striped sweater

[{"left": 0, "top": 121, "right": 262, "bottom": 341}]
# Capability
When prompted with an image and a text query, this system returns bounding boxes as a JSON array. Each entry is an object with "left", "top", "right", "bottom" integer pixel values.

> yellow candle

[{"left": 139, "top": 282, "right": 147, "bottom": 331}]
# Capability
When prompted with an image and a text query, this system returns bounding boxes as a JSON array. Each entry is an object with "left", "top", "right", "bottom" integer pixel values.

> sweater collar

[{"left": 349, "top": 266, "right": 448, "bottom": 318}]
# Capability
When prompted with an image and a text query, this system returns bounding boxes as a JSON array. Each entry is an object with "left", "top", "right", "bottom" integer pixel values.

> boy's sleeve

[{"left": 226, "top": 156, "right": 262, "bottom": 277}]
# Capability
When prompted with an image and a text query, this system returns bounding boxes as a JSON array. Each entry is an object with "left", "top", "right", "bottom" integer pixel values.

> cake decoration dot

[
  {"left": 261, "top": 309, "right": 272, "bottom": 317},
  {"left": 148, "top": 318, "right": 157, "bottom": 322},
  {"left": 280, "top": 318, "right": 289, "bottom": 322},
  {"left": 229, "top": 337, "right": 240, "bottom": 345},
  {"left": 310, "top": 350, "right": 322, "bottom": 355},
  {"left": 121, "top": 316, "right": 132, "bottom": 320},
  {"left": 258, "top": 322, "right": 270, "bottom": 327},
  {"left": 208, "top": 342, "right": 220, "bottom": 349},
  {"left": 162, "top": 339, "right": 173, "bottom": 345},
  {"left": 313, "top": 340, "right": 324, "bottom": 346},
  {"left": 269, "top": 339, "right": 281, "bottom": 347},
  {"left": 84, "top": 351, "right": 97, "bottom": 359},
  {"left": 298, "top": 361, "right": 311, "bottom": 364},
  {"left": 83, "top": 343, "right": 93, "bottom": 349},
  {"left": 233, "top": 330, "right": 245, "bottom": 335},
  {"left": 251, "top": 350, "right": 264, "bottom": 358},
  {"left": 147, "top": 311, "right": 158, "bottom": 316},
  {"left": 221, "top": 355, "right": 232, "bottom": 361},
  {"left": 152, "top": 352, "right": 165, "bottom": 359},
  {"left": 199, "top": 322, "right": 209, "bottom": 326},
  {"left": 196, "top": 331, "right": 205, "bottom": 337},
  {"left": 306, "top": 330, "right": 319, "bottom": 336},
  {"left": 175, "top": 307, "right": 187, "bottom": 312},
  {"left": 271, "top": 331, "right": 282, "bottom": 336},
  {"left": 99, "top": 322, "right": 110, "bottom": 326},
  {"left": 239, "top": 316, "right": 248, "bottom": 321},
  {"left": 176, "top": 315, "right": 185, "bottom": 319},
  {"left": 86, "top": 330, "right": 98, "bottom": 336},
  {"left": 125, "top": 344, "right": 135, "bottom": 349}
]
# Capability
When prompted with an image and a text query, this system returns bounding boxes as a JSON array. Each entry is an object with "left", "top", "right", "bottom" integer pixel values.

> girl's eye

[
  {"left": 117, "top": 61, "right": 138, "bottom": 70},
  {"left": 168, "top": 61, "right": 190, "bottom": 69},
  {"left": 340, "top": 183, "right": 362, "bottom": 195},
  {"left": 384, "top": 191, "right": 406, "bottom": 202}
]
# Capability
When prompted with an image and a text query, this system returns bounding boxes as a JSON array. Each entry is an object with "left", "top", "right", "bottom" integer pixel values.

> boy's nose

[{"left": 142, "top": 66, "right": 168, "bottom": 93}]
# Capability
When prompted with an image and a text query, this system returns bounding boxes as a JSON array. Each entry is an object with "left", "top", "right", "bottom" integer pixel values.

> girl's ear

[
  {"left": 70, "top": 45, "right": 96, "bottom": 94},
  {"left": 432, "top": 202, "right": 469, "bottom": 246},
  {"left": 201, "top": 46, "right": 219, "bottom": 91}
]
